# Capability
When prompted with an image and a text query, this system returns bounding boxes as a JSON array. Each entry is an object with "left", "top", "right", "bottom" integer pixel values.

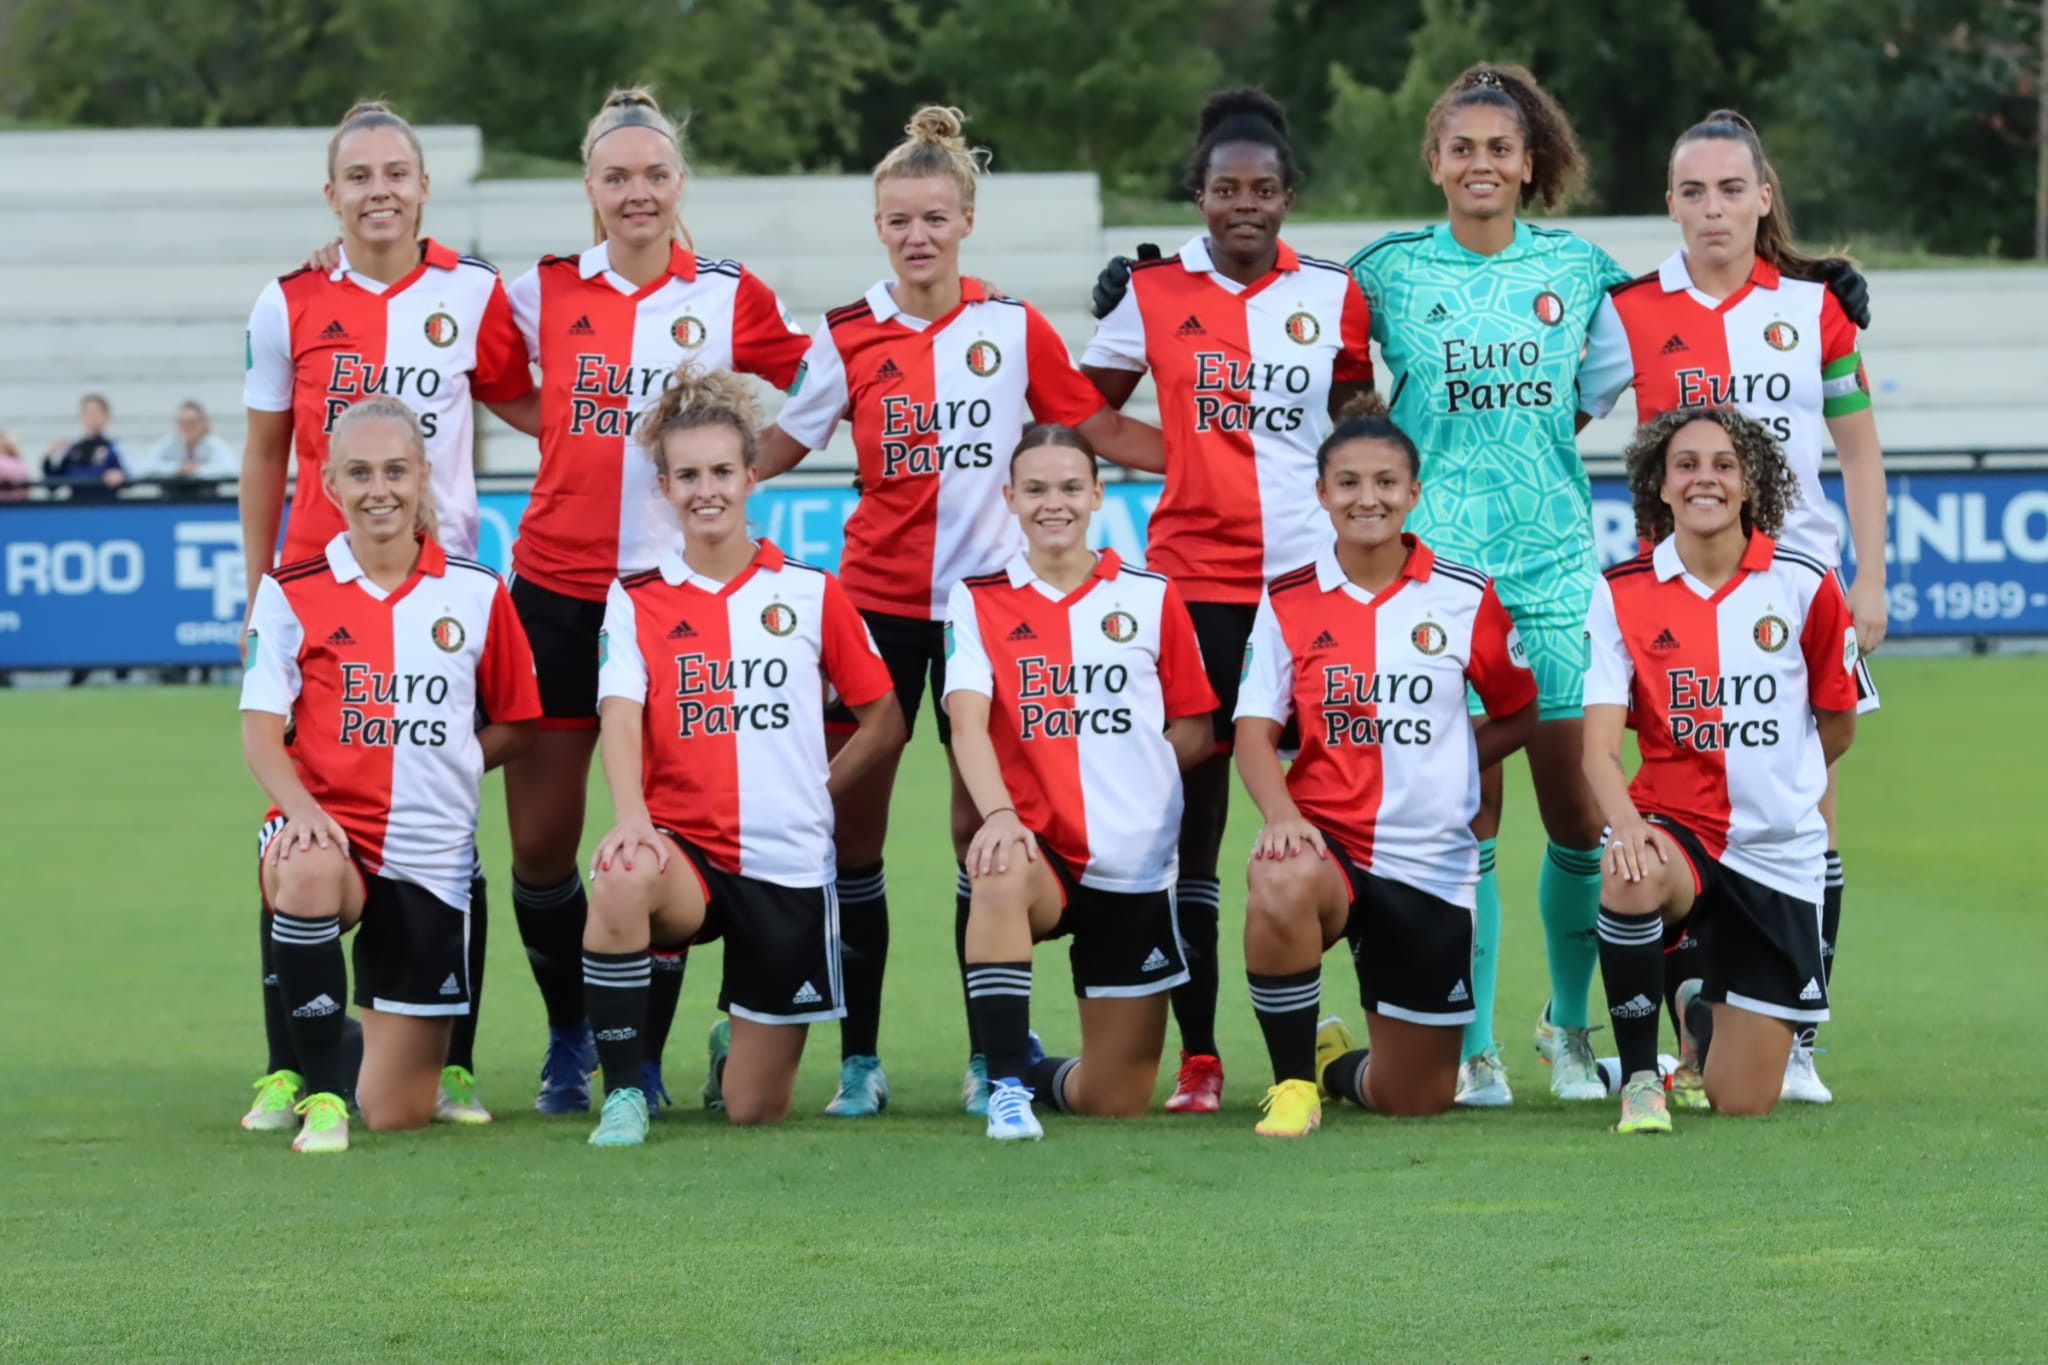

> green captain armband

[{"left": 1821, "top": 353, "right": 1872, "bottom": 418}]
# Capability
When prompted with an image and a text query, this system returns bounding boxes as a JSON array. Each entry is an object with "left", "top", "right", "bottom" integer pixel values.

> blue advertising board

[{"left": 5, "top": 469, "right": 2045, "bottom": 668}]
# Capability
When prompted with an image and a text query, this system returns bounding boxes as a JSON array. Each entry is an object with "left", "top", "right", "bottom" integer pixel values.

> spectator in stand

[
  {"left": 43, "top": 394, "right": 128, "bottom": 501},
  {"left": 141, "top": 401, "right": 236, "bottom": 488},
  {"left": 0, "top": 430, "right": 31, "bottom": 502}
]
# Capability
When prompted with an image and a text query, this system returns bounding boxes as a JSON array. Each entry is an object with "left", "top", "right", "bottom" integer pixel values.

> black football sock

[
  {"left": 1662, "top": 917, "right": 1704, "bottom": 1044},
  {"left": 1686, "top": 992, "right": 1716, "bottom": 1066},
  {"left": 446, "top": 875, "right": 487, "bottom": 1073},
  {"left": 513, "top": 873, "right": 589, "bottom": 1030},
  {"left": 1170, "top": 878, "right": 1221, "bottom": 1057},
  {"left": 1247, "top": 968, "right": 1320, "bottom": 1084},
  {"left": 1598, "top": 907, "right": 1666, "bottom": 1080},
  {"left": 644, "top": 950, "right": 687, "bottom": 1066},
  {"left": 581, "top": 950, "right": 650, "bottom": 1096},
  {"left": 1324, "top": 1049, "right": 1372, "bottom": 1108},
  {"left": 259, "top": 905, "right": 295, "bottom": 1074},
  {"left": 954, "top": 866, "right": 980, "bottom": 1055},
  {"left": 1805, "top": 849, "right": 1844, "bottom": 1049},
  {"left": 270, "top": 911, "right": 350, "bottom": 1097},
  {"left": 339, "top": 1015, "right": 364, "bottom": 1106},
  {"left": 1025, "top": 1055, "right": 1079, "bottom": 1113},
  {"left": 965, "top": 961, "right": 1033, "bottom": 1081},
  {"left": 836, "top": 861, "right": 889, "bottom": 1059}
]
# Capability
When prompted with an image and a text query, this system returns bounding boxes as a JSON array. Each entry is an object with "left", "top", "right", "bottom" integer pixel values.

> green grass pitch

[{"left": 2, "top": 657, "right": 2044, "bottom": 1363}]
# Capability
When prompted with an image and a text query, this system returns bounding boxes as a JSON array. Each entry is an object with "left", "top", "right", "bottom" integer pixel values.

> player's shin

[
  {"left": 1462, "top": 841, "right": 1502, "bottom": 1060},
  {"left": 1170, "top": 878, "right": 1222, "bottom": 1056},
  {"left": 582, "top": 951, "right": 651, "bottom": 1095},
  {"left": 270, "top": 911, "right": 351, "bottom": 1098},
  {"left": 1540, "top": 843, "right": 1604, "bottom": 1028},
  {"left": 447, "top": 876, "right": 487, "bottom": 1074},
  {"left": 836, "top": 861, "right": 888, "bottom": 1059},
  {"left": 965, "top": 962, "right": 1034, "bottom": 1083},
  {"left": 1597, "top": 908, "right": 1666, "bottom": 1080},
  {"left": 513, "top": 872, "right": 589, "bottom": 1029},
  {"left": 1247, "top": 969, "right": 1321, "bottom": 1084}
]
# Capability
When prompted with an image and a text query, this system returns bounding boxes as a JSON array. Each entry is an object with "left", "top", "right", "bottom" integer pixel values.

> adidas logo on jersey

[
  {"left": 1174, "top": 314, "right": 1206, "bottom": 337},
  {"left": 1310, "top": 629, "right": 1339, "bottom": 650},
  {"left": 438, "top": 973, "right": 461, "bottom": 996},
  {"left": 320, "top": 319, "right": 348, "bottom": 339},
  {"left": 667, "top": 620, "right": 698, "bottom": 640},
  {"left": 1425, "top": 302, "right": 1450, "bottom": 323},
  {"left": 1799, "top": 978, "right": 1823, "bottom": 1001},
  {"left": 292, "top": 993, "right": 340, "bottom": 1018},
  {"left": 568, "top": 314, "right": 595, "bottom": 336},
  {"left": 327, "top": 626, "right": 357, "bottom": 647},
  {"left": 1447, "top": 979, "right": 1470, "bottom": 1003},
  {"left": 875, "top": 358, "right": 904, "bottom": 381},
  {"left": 792, "top": 980, "right": 823, "bottom": 1006},
  {"left": 1007, "top": 621, "right": 1038, "bottom": 642},
  {"left": 1141, "top": 946, "right": 1170, "bottom": 972},
  {"left": 1651, "top": 628, "right": 1681, "bottom": 651},
  {"left": 1611, "top": 993, "right": 1659, "bottom": 1019},
  {"left": 1660, "top": 334, "right": 1690, "bottom": 354}
]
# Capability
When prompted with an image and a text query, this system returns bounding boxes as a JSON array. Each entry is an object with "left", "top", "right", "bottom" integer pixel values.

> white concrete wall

[{"left": 3, "top": 127, "right": 2042, "bottom": 477}]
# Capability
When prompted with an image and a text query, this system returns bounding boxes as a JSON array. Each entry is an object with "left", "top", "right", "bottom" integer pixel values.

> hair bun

[
  {"left": 605, "top": 86, "right": 661, "bottom": 112},
  {"left": 904, "top": 105, "right": 967, "bottom": 147},
  {"left": 1335, "top": 389, "right": 1390, "bottom": 422},
  {"left": 1197, "top": 86, "right": 1287, "bottom": 141}
]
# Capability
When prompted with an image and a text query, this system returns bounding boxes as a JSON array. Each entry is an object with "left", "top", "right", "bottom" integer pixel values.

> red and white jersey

[
  {"left": 1579, "top": 253, "right": 1874, "bottom": 565},
  {"left": 507, "top": 242, "right": 809, "bottom": 600},
  {"left": 597, "top": 540, "right": 893, "bottom": 887},
  {"left": 1235, "top": 536, "right": 1535, "bottom": 909},
  {"left": 943, "top": 551, "right": 1219, "bottom": 893},
  {"left": 239, "top": 534, "right": 542, "bottom": 911},
  {"left": 774, "top": 279, "right": 1106, "bottom": 621},
  {"left": 1084, "top": 235, "right": 1374, "bottom": 605},
  {"left": 1585, "top": 531, "right": 1860, "bottom": 903},
  {"left": 244, "top": 239, "right": 534, "bottom": 562}
]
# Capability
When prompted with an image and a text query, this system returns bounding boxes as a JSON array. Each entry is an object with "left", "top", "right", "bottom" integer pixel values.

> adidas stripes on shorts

[
  {"left": 1322, "top": 833, "right": 1477, "bottom": 1028},
  {"left": 658, "top": 829, "right": 845, "bottom": 1026},
  {"left": 1645, "top": 814, "right": 1831, "bottom": 1025},
  {"left": 1039, "top": 846, "right": 1191, "bottom": 999}
]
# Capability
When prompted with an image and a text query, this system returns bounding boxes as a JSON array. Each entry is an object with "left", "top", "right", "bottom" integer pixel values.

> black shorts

[
  {"left": 660, "top": 831, "right": 844, "bottom": 1025},
  {"left": 510, "top": 573, "right": 605, "bottom": 726},
  {"left": 1042, "top": 850, "right": 1190, "bottom": 999},
  {"left": 1325, "top": 837, "right": 1476, "bottom": 1027},
  {"left": 1187, "top": 601, "right": 1254, "bottom": 748},
  {"left": 1854, "top": 654, "right": 1881, "bottom": 715},
  {"left": 826, "top": 609, "right": 948, "bottom": 744},
  {"left": 1648, "top": 815, "right": 1830, "bottom": 1025}
]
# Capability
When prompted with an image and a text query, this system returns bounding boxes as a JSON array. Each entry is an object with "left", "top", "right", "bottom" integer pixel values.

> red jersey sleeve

[
  {"left": 472, "top": 279, "right": 536, "bottom": 404},
  {"left": 819, "top": 572, "right": 895, "bottom": 710},
  {"left": 1818, "top": 288, "right": 1859, "bottom": 368},
  {"left": 731, "top": 269, "right": 811, "bottom": 392},
  {"left": 1023, "top": 304, "right": 1107, "bottom": 426},
  {"left": 1468, "top": 581, "right": 1539, "bottom": 718},
  {"left": 1157, "top": 582, "right": 1220, "bottom": 721},
  {"left": 1800, "top": 570, "right": 1861, "bottom": 713},
  {"left": 478, "top": 579, "right": 543, "bottom": 724},
  {"left": 1334, "top": 275, "right": 1375, "bottom": 385}
]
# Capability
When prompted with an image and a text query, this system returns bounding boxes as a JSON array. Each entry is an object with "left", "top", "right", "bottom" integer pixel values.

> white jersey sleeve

[
  {"left": 242, "top": 281, "right": 294, "bottom": 413},
  {"left": 595, "top": 580, "right": 648, "bottom": 708},
  {"left": 1576, "top": 294, "right": 1634, "bottom": 420},
  {"left": 770, "top": 323, "right": 850, "bottom": 450},
  {"left": 1080, "top": 285, "right": 1149, "bottom": 374},
  {"left": 1232, "top": 592, "right": 1294, "bottom": 724},
  {"left": 1582, "top": 575, "right": 1634, "bottom": 708},
  {"left": 238, "top": 576, "right": 305, "bottom": 715},
  {"left": 939, "top": 580, "right": 993, "bottom": 706},
  {"left": 505, "top": 265, "right": 543, "bottom": 364}
]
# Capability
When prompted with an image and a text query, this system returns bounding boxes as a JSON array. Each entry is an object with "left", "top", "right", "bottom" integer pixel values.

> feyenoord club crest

[
  {"left": 1411, "top": 620, "right": 1447, "bottom": 656},
  {"left": 431, "top": 616, "right": 466, "bottom": 653},
  {"left": 1532, "top": 291, "right": 1565, "bottom": 326},
  {"left": 1285, "top": 311, "right": 1320, "bottom": 345},
  {"left": 1101, "top": 610, "right": 1138, "bottom": 643},
  {"left": 761, "top": 602, "right": 797, "bottom": 637},
  {"left": 672, "top": 315, "right": 707, "bottom": 348},
  {"left": 1763, "top": 320, "right": 1799, "bottom": 351},
  {"left": 1753, "top": 613, "right": 1792, "bottom": 652},
  {"left": 965, "top": 339, "right": 1002, "bottom": 377},
  {"left": 423, "top": 312, "right": 460, "bottom": 348}
]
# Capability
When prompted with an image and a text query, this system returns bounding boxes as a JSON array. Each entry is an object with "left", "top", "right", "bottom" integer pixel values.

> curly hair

[
  {"left": 1423, "top": 63, "right": 1587, "bottom": 212},
  {"left": 1624, "top": 405, "right": 1800, "bottom": 543},
  {"left": 638, "top": 366, "right": 763, "bottom": 475}
]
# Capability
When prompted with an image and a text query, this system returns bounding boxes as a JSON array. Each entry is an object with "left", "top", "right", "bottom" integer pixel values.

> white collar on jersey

[
  {"left": 579, "top": 239, "right": 698, "bottom": 283},
  {"left": 1657, "top": 249, "right": 1782, "bottom": 295},
  {"left": 1176, "top": 234, "right": 1302, "bottom": 278},
  {"left": 864, "top": 275, "right": 989, "bottom": 326},
  {"left": 1652, "top": 530, "right": 1778, "bottom": 581},
  {"left": 323, "top": 531, "right": 446, "bottom": 584},
  {"left": 1001, "top": 548, "right": 1124, "bottom": 592},
  {"left": 330, "top": 238, "right": 456, "bottom": 284},
  {"left": 657, "top": 538, "right": 786, "bottom": 589},
  {"left": 1313, "top": 534, "right": 1434, "bottom": 592}
]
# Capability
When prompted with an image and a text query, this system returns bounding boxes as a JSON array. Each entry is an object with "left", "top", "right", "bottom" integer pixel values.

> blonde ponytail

[{"left": 582, "top": 86, "right": 693, "bottom": 250}]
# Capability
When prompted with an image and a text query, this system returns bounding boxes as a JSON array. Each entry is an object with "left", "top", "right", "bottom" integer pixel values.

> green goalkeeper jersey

[{"left": 1347, "top": 221, "right": 1630, "bottom": 604}]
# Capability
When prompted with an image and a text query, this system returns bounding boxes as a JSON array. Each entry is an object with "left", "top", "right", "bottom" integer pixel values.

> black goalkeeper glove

[
  {"left": 1091, "top": 243, "right": 1162, "bottom": 320},
  {"left": 1812, "top": 257, "right": 1872, "bottom": 330}
]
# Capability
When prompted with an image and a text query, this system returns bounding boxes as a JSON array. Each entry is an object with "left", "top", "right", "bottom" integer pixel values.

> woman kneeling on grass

[
  {"left": 580, "top": 368, "right": 905, "bottom": 1146},
  {"left": 944, "top": 424, "right": 1218, "bottom": 1140},
  {"left": 1586, "top": 406, "right": 1858, "bottom": 1135},
  {"left": 1233, "top": 396, "right": 1539, "bottom": 1137},
  {"left": 240, "top": 396, "right": 541, "bottom": 1154}
]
